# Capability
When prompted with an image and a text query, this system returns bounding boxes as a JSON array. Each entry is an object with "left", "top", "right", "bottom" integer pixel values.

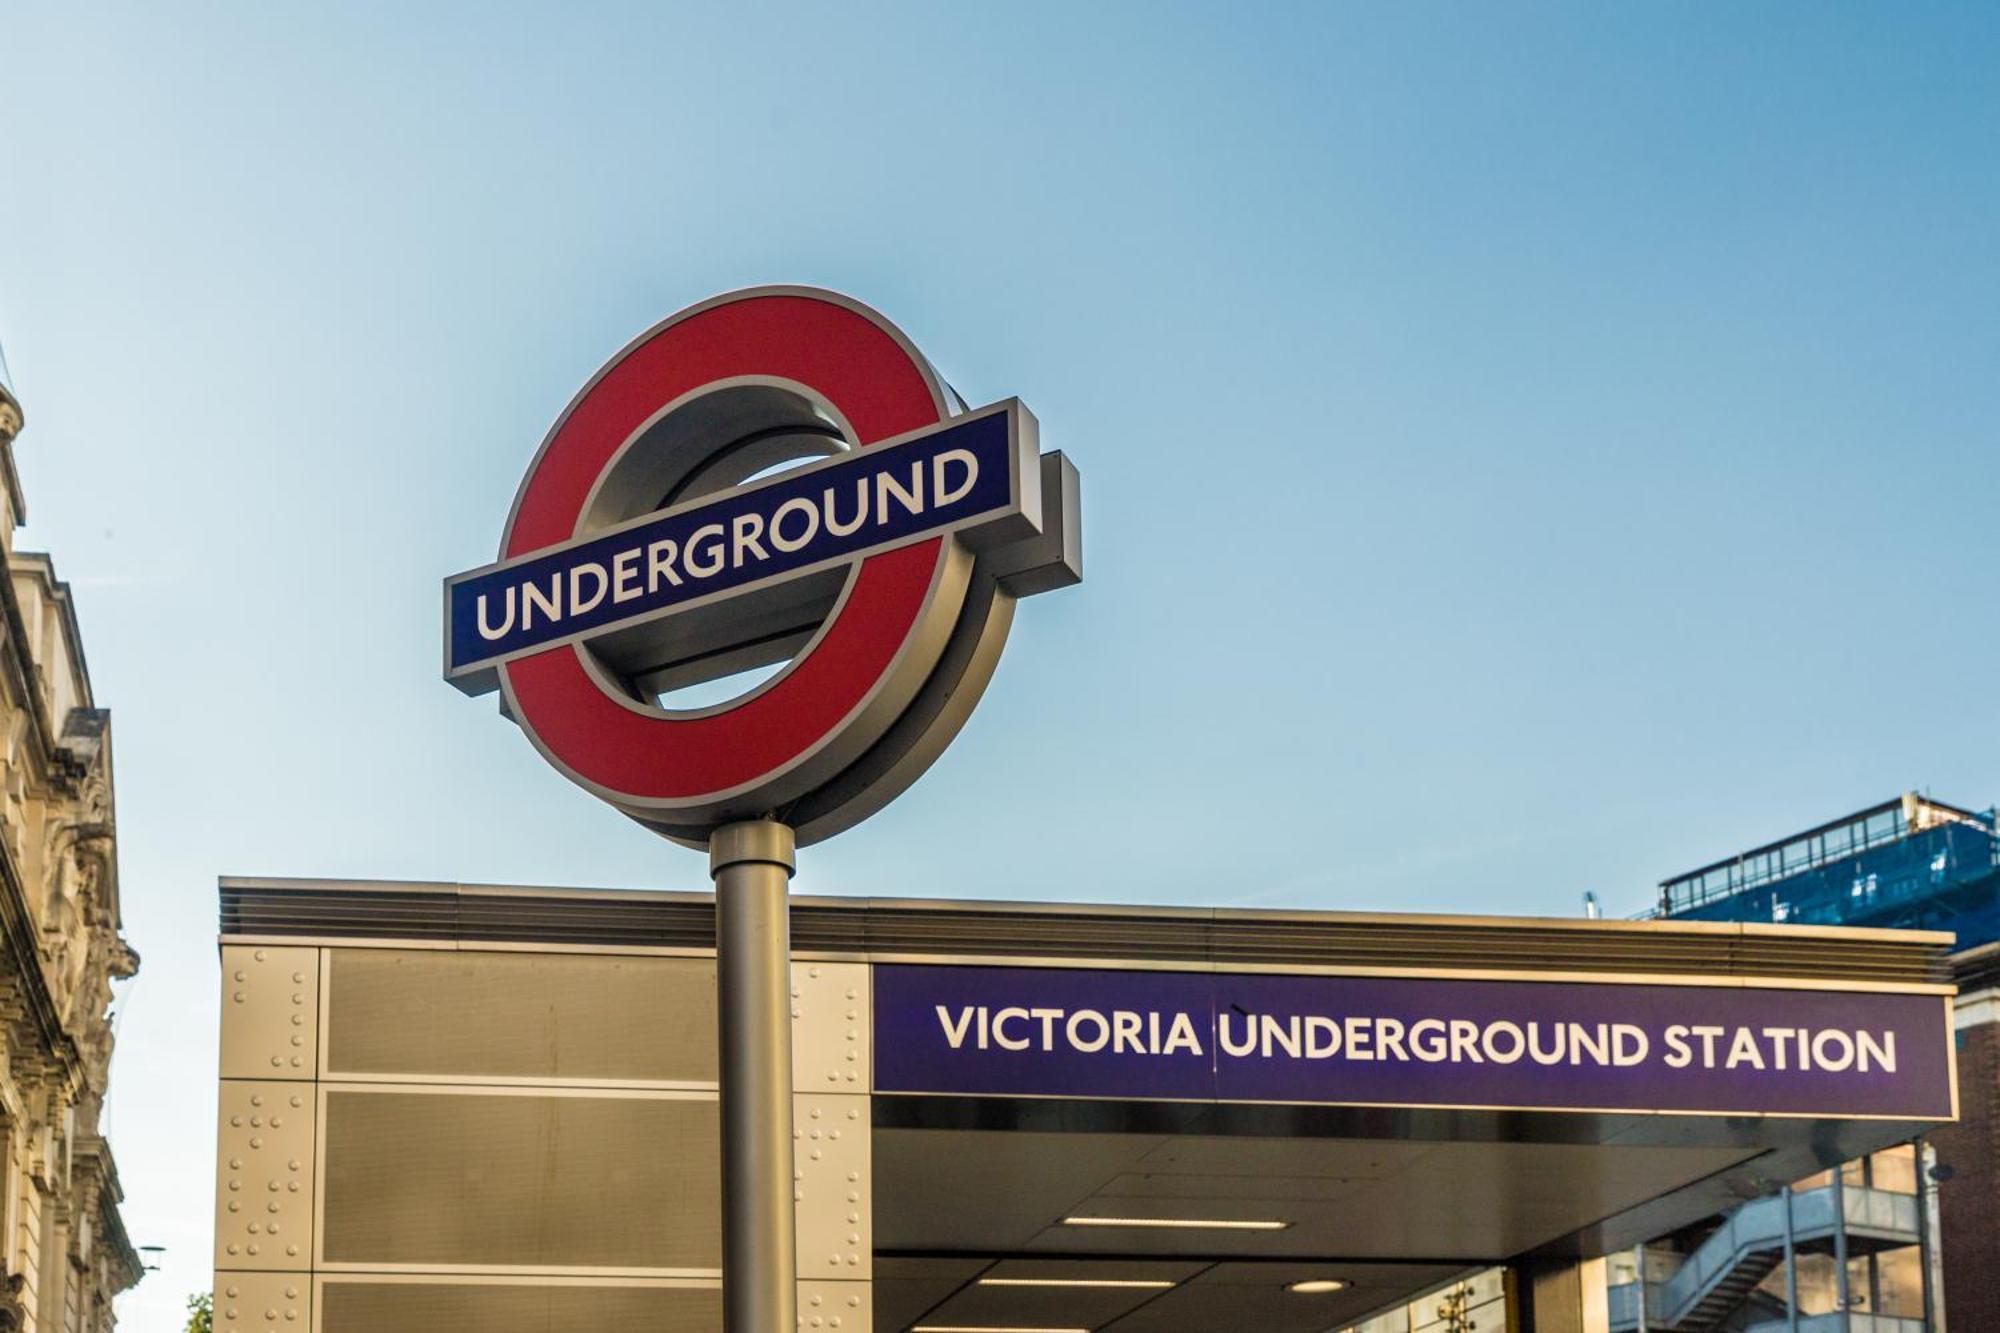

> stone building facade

[{"left": 0, "top": 364, "right": 142, "bottom": 1329}]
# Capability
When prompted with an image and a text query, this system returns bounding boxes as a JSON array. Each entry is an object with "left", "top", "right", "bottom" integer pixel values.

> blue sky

[{"left": 2, "top": 3, "right": 1996, "bottom": 1324}]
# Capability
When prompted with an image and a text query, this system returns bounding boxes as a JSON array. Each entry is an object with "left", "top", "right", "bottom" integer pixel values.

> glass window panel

[
  {"left": 1846, "top": 1256, "right": 1872, "bottom": 1310},
  {"left": 1870, "top": 1145, "right": 1918, "bottom": 1194},
  {"left": 1791, "top": 1253, "right": 1838, "bottom": 1316},
  {"left": 1875, "top": 1245, "right": 1925, "bottom": 1317}
]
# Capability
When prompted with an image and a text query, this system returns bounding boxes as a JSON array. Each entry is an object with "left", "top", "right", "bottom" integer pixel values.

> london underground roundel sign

[{"left": 444, "top": 287, "right": 1080, "bottom": 847}]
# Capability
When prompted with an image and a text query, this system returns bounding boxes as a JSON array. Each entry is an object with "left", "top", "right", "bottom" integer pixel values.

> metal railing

[
  {"left": 1607, "top": 1185, "right": 1919, "bottom": 1331},
  {"left": 1743, "top": 1315, "right": 1925, "bottom": 1333},
  {"left": 1645, "top": 797, "right": 1994, "bottom": 919},
  {"left": 1605, "top": 1280, "right": 1664, "bottom": 1328}
]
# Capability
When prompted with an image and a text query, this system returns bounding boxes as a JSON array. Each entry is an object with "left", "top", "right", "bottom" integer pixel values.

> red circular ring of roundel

[{"left": 497, "top": 288, "right": 959, "bottom": 818}]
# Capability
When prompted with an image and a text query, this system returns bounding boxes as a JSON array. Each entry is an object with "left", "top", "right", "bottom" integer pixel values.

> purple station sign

[{"left": 873, "top": 964, "right": 1954, "bottom": 1119}]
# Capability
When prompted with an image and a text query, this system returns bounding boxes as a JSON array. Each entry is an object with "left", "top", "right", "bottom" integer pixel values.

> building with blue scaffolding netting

[
  {"left": 1608, "top": 793, "right": 1999, "bottom": 1332},
  {"left": 1645, "top": 794, "right": 2000, "bottom": 945}
]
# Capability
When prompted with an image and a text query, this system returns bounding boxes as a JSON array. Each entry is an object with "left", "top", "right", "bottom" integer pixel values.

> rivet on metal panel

[
  {"left": 219, "top": 946, "right": 320, "bottom": 1081},
  {"left": 798, "top": 1276, "right": 871, "bottom": 1329},
  {"left": 793, "top": 1092, "right": 870, "bottom": 1279},
  {"left": 213, "top": 1081, "right": 316, "bottom": 1274},
  {"left": 210, "top": 1273, "right": 310, "bottom": 1333},
  {"left": 791, "top": 962, "right": 871, "bottom": 1092}
]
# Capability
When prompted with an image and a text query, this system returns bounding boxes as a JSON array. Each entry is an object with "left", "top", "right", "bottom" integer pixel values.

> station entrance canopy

[{"left": 211, "top": 880, "right": 1956, "bottom": 1333}]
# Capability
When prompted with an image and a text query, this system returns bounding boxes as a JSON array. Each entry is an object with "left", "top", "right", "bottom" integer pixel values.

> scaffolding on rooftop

[{"left": 1641, "top": 793, "right": 1998, "bottom": 932}]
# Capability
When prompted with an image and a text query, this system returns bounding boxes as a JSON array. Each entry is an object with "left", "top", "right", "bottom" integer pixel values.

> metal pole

[
  {"left": 711, "top": 819, "right": 799, "bottom": 1333},
  {"left": 1782, "top": 1183, "right": 1798, "bottom": 1333},
  {"left": 1633, "top": 1245, "right": 1649, "bottom": 1333},
  {"left": 1832, "top": 1168, "right": 1852, "bottom": 1316},
  {"left": 1915, "top": 1139, "right": 1936, "bottom": 1331}
]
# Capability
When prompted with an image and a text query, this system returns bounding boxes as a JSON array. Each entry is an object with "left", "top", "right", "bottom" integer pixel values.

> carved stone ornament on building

[{"left": 0, "top": 368, "right": 144, "bottom": 1332}]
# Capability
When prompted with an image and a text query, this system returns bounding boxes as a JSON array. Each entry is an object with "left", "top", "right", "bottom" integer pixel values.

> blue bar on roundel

[{"left": 446, "top": 407, "right": 1018, "bottom": 677}]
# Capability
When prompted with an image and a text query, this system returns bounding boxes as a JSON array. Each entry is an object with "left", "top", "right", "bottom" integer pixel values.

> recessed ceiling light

[
  {"left": 977, "top": 1278, "right": 1177, "bottom": 1289},
  {"left": 912, "top": 1327, "right": 1092, "bottom": 1333},
  {"left": 1060, "top": 1215, "right": 1289, "bottom": 1231},
  {"left": 1289, "top": 1279, "right": 1348, "bottom": 1294}
]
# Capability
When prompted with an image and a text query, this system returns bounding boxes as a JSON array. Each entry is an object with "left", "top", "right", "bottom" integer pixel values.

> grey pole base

[{"left": 711, "top": 819, "right": 799, "bottom": 1333}]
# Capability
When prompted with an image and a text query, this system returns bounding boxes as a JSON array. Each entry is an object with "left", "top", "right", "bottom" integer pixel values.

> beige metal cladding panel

[
  {"left": 794, "top": 1092, "right": 870, "bottom": 1280},
  {"left": 319, "top": 1088, "right": 720, "bottom": 1270},
  {"left": 798, "top": 1280, "right": 871, "bottom": 1333},
  {"left": 793, "top": 962, "right": 869, "bottom": 1093},
  {"left": 215, "top": 1082, "right": 316, "bottom": 1270},
  {"left": 220, "top": 946, "right": 320, "bottom": 1080},
  {"left": 212, "top": 1272, "right": 309, "bottom": 1333},
  {"left": 317, "top": 1279, "right": 721, "bottom": 1331},
  {"left": 324, "top": 949, "right": 718, "bottom": 1083}
]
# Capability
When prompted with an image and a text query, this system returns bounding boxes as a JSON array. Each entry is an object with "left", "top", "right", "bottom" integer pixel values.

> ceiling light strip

[
  {"left": 1059, "top": 1215, "right": 1290, "bottom": 1231},
  {"left": 912, "top": 1327, "right": 1093, "bottom": 1333},
  {"left": 976, "top": 1278, "right": 1177, "bottom": 1289}
]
